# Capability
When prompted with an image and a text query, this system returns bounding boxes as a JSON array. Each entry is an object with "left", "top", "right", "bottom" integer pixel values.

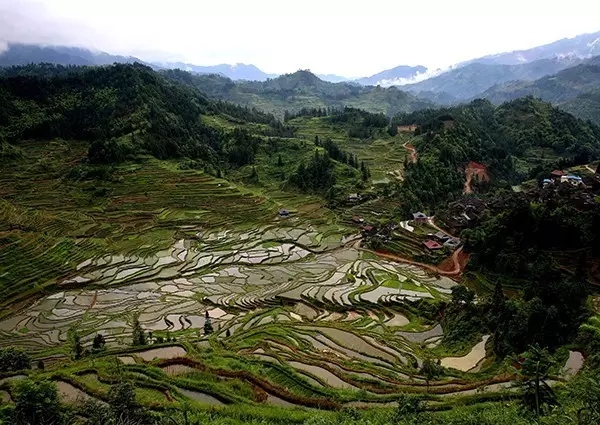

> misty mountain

[
  {"left": 478, "top": 56, "right": 600, "bottom": 124},
  {"left": 355, "top": 65, "right": 427, "bottom": 86},
  {"left": 0, "top": 43, "right": 149, "bottom": 68},
  {"left": 464, "top": 30, "right": 600, "bottom": 66},
  {"left": 158, "top": 62, "right": 277, "bottom": 81},
  {"left": 317, "top": 73, "right": 352, "bottom": 83},
  {"left": 401, "top": 57, "right": 581, "bottom": 101},
  {"left": 161, "top": 68, "right": 434, "bottom": 117}
]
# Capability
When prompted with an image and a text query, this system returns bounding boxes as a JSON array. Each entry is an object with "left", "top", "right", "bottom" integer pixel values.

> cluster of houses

[
  {"left": 423, "top": 230, "right": 461, "bottom": 251},
  {"left": 542, "top": 170, "right": 584, "bottom": 187}
]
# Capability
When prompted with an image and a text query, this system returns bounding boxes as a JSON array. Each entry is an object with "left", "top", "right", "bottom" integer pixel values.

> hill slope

[
  {"left": 464, "top": 30, "right": 600, "bottom": 65},
  {"left": 479, "top": 56, "right": 600, "bottom": 124},
  {"left": 355, "top": 64, "right": 428, "bottom": 86},
  {"left": 402, "top": 57, "right": 581, "bottom": 101},
  {"left": 162, "top": 69, "right": 434, "bottom": 117},
  {"left": 0, "top": 43, "right": 150, "bottom": 67},
  {"left": 393, "top": 97, "right": 600, "bottom": 213}
]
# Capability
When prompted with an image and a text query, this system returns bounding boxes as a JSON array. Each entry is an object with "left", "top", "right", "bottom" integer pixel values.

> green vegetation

[
  {"left": 0, "top": 62, "right": 599, "bottom": 425},
  {"left": 393, "top": 97, "right": 600, "bottom": 214},
  {"left": 162, "top": 69, "right": 434, "bottom": 118}
]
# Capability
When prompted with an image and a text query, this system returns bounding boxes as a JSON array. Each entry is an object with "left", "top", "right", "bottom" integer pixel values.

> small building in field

[
  {"left": 352, "top": 216, "right": 365, "bottom": 224},
  {"left": 398, "top": 124, "right": 417, "bottom": 133},
  {"left": 551, "top": 170, "right": 566, "bottom": 180},
  {"left": 279, "top": 209, "right": 290, "bottom": 217},
  {"left": 444, "top": 237, "right": 462, "bottom": 249},
  {"left": 542, "top": 178, "right": 553, "bottom": 187},
  {"left": 412, "top": 212, "right": 428, "bottom": 223},
  {"left": 423, "top": 240, "right": 443, "bottom": 250},
  {"left": 348, "top": 193, "right": 362, "bottom": 202},
  {"left": 434, "top": 231, "right": 450, "bottom": 242},
  {"left": 361, "top": 225, "right": 377, "bottom": 236}
]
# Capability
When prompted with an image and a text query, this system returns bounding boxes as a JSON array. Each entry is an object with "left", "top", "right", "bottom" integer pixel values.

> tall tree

[{"left": 131, "top": 314, "right": 146, "bottom": 346}]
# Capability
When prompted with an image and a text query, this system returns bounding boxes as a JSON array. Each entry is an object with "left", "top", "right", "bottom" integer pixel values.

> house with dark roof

[
  {"left": 551, "top": 170, "right": 566, "bottom": 180},
  {"left": 423, "top": 240, "right": 443, "bottom": 250},
  {"left": 434, "top": 231, "right": 450, "bottom": 241},
  {"left": 278, "top": 209, "right": 290, "bottom": 217},
  {"left": 412, "top": 212, "right": 428, "bottom": 223},
  {"left": 444, "top": 237, "right": 461, "bottom": 249}
]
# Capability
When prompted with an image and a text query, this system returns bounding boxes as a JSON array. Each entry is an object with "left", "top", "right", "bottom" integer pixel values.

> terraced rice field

[{"left": 0, "top": 141, "right": 586, "bottom": 410}]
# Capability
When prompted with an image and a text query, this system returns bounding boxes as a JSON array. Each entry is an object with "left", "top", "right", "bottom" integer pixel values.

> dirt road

[{"left": 363, "top": 246, "right": 465, "bottom": 277}]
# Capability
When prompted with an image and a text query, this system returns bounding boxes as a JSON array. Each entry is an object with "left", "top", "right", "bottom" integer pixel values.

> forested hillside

[
  {"left": 0, "top": 63, "right": 294, "bottom": 167},
  {"left": 393, "top": 97, "right": 600, "bottom": 214},
  {"left": 161, "top": 69, "right": 434, "bottom": 118}
]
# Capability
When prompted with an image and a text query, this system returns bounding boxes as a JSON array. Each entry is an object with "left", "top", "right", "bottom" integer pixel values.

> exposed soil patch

[{"left": 464, "top": 161, "right": 490, "bottom": 194}]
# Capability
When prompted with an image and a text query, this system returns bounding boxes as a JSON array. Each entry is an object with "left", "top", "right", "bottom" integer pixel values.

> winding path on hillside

[
  {"left": 403, "top": 142, "right": 417, "bottom": 164},
  {"left": 363, "top": 246, "right": 464, "bottom": 277}
]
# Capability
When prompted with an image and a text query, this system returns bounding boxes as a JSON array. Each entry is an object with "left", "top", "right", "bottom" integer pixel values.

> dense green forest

[
  {"left": 393, "top": 97, "right": 600, "bottom": 214},
  {"left": 0, "top": 63, "right": 292, "bottom": 167},
  {"left": 161, "top": 68, "right": 434, "bottom": 118}
]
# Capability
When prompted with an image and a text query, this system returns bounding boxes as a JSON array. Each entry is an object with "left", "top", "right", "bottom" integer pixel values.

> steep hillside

[
  {"left": 402, "top": 58, "right": 581, "bottom": 100},
  {"left": 479, "top": 56, "right": 600, "bottom": 124},
  {"left": 162, "top": 69, "right": 434, "bottom": 117},
  {"left": 0, "top": 63, "right": 291, "bottom": 166}
]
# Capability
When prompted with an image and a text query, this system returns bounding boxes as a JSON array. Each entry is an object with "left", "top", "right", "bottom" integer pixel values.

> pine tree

[
  {"left": 225, "top": 329, "right": 231, "bottom": 338},
  {"left": 314, "top": 135, "right": 320, "bottom": 146},
  {"left": 277, "top": 154, "right": 283, "bottom": 166},
  {"left": 131, "top": 314, "right": 146, "bottom": 346}
]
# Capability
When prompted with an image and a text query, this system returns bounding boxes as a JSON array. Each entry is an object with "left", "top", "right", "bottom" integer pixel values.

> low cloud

[{"left": 375, "top": 66, "right": 456, "bottom": 87}]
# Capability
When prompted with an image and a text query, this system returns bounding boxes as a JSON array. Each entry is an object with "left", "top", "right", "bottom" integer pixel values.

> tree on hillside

[
  {"left": 420, "top": 357, "right": 442, "bottom": 393},
  {"left": 13, "top": 379, "right": 63, "bottom": 425},
  {"left": 92, "top": 333, "right": 106, "bottom": 351},
  {"left": 513, "top": 344, "right": 556, "bottom": 417},
  {"left": 277, "top": 154, "right": 283, "bottom": 166},
  {"left": 131, "top": 314, "right": 146, "bottom": 346},
  {"left": 204, "top": 310, "right": 214, "bottom": 335},
  {"left": 68, "top": 327, "right": 83, "bottom": 360}
]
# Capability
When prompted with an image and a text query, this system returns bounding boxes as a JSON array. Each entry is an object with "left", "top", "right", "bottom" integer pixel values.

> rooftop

[
  {"left": 423, "top": 240, "right": 443, "bottom": 250},
  {"left": 413, "top": 212, "right": 428, "bottom": 219}
]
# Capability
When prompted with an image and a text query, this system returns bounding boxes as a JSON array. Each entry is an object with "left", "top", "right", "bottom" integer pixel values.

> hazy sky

[{"left": 1, "top": 0, "right": 599, "bottom": 77}]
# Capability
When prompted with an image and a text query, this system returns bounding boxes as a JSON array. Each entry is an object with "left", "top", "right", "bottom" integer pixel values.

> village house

[
  {"left": 361, "top": 225, "right": 377, "bottom": 236},
  {"left": 542, "top": 178, "right": 553, "bottom": 187},
  {"left": 423, "top": 240, "right": 443, "bottom": 250},
  {"left": 561, "top": 175, "right": 584, "bottom": 186},
  {"left": 434, "top": 231, "right": 450, "bottom": 242},
  {"left": 397, "top": 124, "right": 417, "bottom": 133},
  {"left": 278, "top": 209, "right": 290, "bottom": 217},
  {"left": 444, "top": 237, "right": 462, "bottom": 249},
  {"left": 412, "top": 212, "right": 429, "bottom": 223},
  {"left": 551, "top": 170, "right": 566, "bottom": 181}
]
